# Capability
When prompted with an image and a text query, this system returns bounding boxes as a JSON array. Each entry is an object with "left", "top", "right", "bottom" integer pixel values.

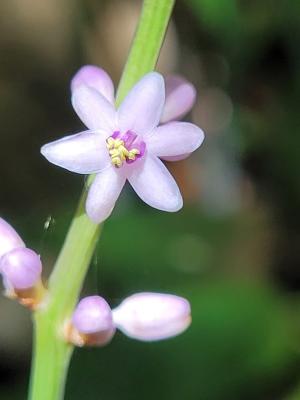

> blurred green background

[{"left": 0, "top": 0, "right": 300, "bottom": 399}]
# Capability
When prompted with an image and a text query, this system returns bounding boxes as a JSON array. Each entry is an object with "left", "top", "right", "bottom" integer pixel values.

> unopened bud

[
  {"left": 112, "top": 292, "right": 191, "bottom": 341},
  {"left": 0, "top": 248, "right": 42, "bottom": 290},
  {"left": 67, "top": 296, "right": 115, "bottom": 347},
  {"left": 0, "top": 247, "right": 44, "bottom": 308}
]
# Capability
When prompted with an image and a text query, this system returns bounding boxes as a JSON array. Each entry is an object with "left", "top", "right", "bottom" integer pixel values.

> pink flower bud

[
  {"left": 71, "top": 296, "right": 115, "bottom": 346},
  {"left": 112, "top": 292, "right": 191, "bottom": 341},
  {"left": 0, "top": 248, "right": 42, "bottom": 290},
  {"left": 0, "top": 218, "right": 25, "bottom": 259},
  {"left": 71, "top": 65, "right": 114, "bottom": 103},
  {"left": 160, "top": 75, "right": 196, "bottom": 123}
]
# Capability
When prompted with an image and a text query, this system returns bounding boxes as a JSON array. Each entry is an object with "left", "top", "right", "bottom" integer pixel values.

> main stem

[{"left": 28, "top": 0, "right": 175, "bottom": 399}]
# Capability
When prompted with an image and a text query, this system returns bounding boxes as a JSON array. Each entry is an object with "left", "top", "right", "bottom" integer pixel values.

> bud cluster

[
  {"left": 0, "top": 217, "right": 191, "bottom": 345},
  {"left": 66, "top": 292, "right": 191, "bottom": 346}
]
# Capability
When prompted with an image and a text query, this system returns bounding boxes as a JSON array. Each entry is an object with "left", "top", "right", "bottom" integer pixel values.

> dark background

[{"left": 0, "top": 0, "right": 300, "bottom": 399}]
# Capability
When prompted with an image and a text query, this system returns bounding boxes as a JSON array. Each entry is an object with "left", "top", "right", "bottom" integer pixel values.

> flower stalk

[
  {"left": 116, "top": 0, "right": 176, "bottom": 105},
  {"left": 28, "top": 0, "right": 175, "bottom": 399}
]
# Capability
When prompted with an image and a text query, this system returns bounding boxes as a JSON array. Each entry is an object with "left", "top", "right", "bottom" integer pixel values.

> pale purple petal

[
  {"left": 41, "top": 131, "right": 110, "bottom": 174},
  {"left": 72, "top": 86, "right": 116, "bottom": 131},
  {"left": 0, "top": 218, "right": 25, "bottom": 259},
  {"left": 160, "top": 75, "right": 196, "bottom": 123},
  {"left": 161, "top": 154, "right": 190, "bottom": 162},
  {"left": 72, "top": 296, "right": 114, "bottom": 334},
  {"left": 71, "top": 65, "right": 115, "bottom": 104},
  {"left": 118, "top": 72, "right": 165, "bottom": 135},
  {"left": 112, "top": 292, "right": 191, "bottom": 341},
  {"left": 0, "top": 248, "right": 42, "bottom": 290},
  {"left": 128, "top": 154, "right": 183, "bottom": 212},
  {"left": 86, "top": 167, "right": 126, "bottom": 223},
  {"left": 145, "top": 122, "right": 204, "bottom": 158}
]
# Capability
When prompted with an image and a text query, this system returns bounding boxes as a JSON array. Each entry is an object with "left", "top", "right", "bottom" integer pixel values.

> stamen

[{"left": 106, "top": 131, "right": 145, "bottom": 168}]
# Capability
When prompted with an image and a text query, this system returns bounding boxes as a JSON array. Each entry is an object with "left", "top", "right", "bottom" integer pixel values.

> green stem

[
  {"left": 116, "top": 0, "right": 175, "bottom": 105},
  {"left": 29, "top": 189, "right": 100, "bottom": 400},
  {"left": 28, "top": 0, "right": 175, "bottom": 399},
  {"left": 29, "top": 313, "right": 73, "bottom": 400}
]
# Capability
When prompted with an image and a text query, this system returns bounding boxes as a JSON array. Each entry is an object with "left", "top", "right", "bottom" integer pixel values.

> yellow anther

[
  {"left": 114, "top": 139, "right": 124, "bottom": 148},
  {"left": 109, "top": 148, "right": 119, "bottom": 157},
  {"left": 119, "top": 145, "right": 130, "bottom": 158},
  {"left": 106, "top": 137, "right": 140, "bottom": 167},
  {"left": 127, "top": 148, "right": 140, "bottom": 160},
  {"left": 106, "top": 137, "right": 115, "bottom": 150},
  {"left": 112, "top": 157, "right": 122, "bottom": 167}
]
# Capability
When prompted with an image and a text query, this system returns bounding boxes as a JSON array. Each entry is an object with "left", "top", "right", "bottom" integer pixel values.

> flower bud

[
  {"left": 71, "top": 65, "right": 114, "bottom": 103},
  {"left": 112, "top": 292, "right": 191, "bottom": 341},
  {"left": 68, "top": 296, "right": 115, "bottom": 346},
  {"left": 0, "top": 247, "right": 42, "bottom": 291},
  {"left": 0, "top": 247, "right": 44, "bottom": 309},
  {"left": 0, "top": 218, "right": 25, "bottom": 259}
]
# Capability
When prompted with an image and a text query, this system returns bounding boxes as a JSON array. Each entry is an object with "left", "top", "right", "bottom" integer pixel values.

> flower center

[{"left": 106, "top": 131, "right": 146, "bottom": 168}]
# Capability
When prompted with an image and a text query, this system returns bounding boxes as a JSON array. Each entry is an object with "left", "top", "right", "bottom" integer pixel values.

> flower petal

[
  {"left": 72, "top": 86, "right": 116, "bottom": 131},
  {"left": 161, "top": 154, "right": 190, "bottom": 162},
  {"left": 71, "top": 65, "right": 115, "bottom": 104},
  {"left": 128, "top": 154, "right": 182, "bottom": 212},
  {"left": 41, "top": 131, "right": 111, "bottom": 174},
  {"left": 86, "top": 167, "right": 126, "bottom": 223},
  {"left": 0, "top": 218, "right": 25, "bottom": 258},
  {"left": 117, "top": 72, "right": 165, "bottom": 135},
  {"left": 160, "top": 75, "right": 196, "bottom": 123},
  {"left": 145, "top": 122, "right": 204, "bottom": 158}
]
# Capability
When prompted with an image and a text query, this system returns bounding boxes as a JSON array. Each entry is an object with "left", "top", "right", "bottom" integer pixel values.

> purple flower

[
  {"left": 41, "top": 65, "right": 204, "bottom": 224},
  {"left": 0, "top": 218, "right": 42, "bottom": 292},
  {"left": 113, "top": 292, "right": 191, "bottom": 342}
]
